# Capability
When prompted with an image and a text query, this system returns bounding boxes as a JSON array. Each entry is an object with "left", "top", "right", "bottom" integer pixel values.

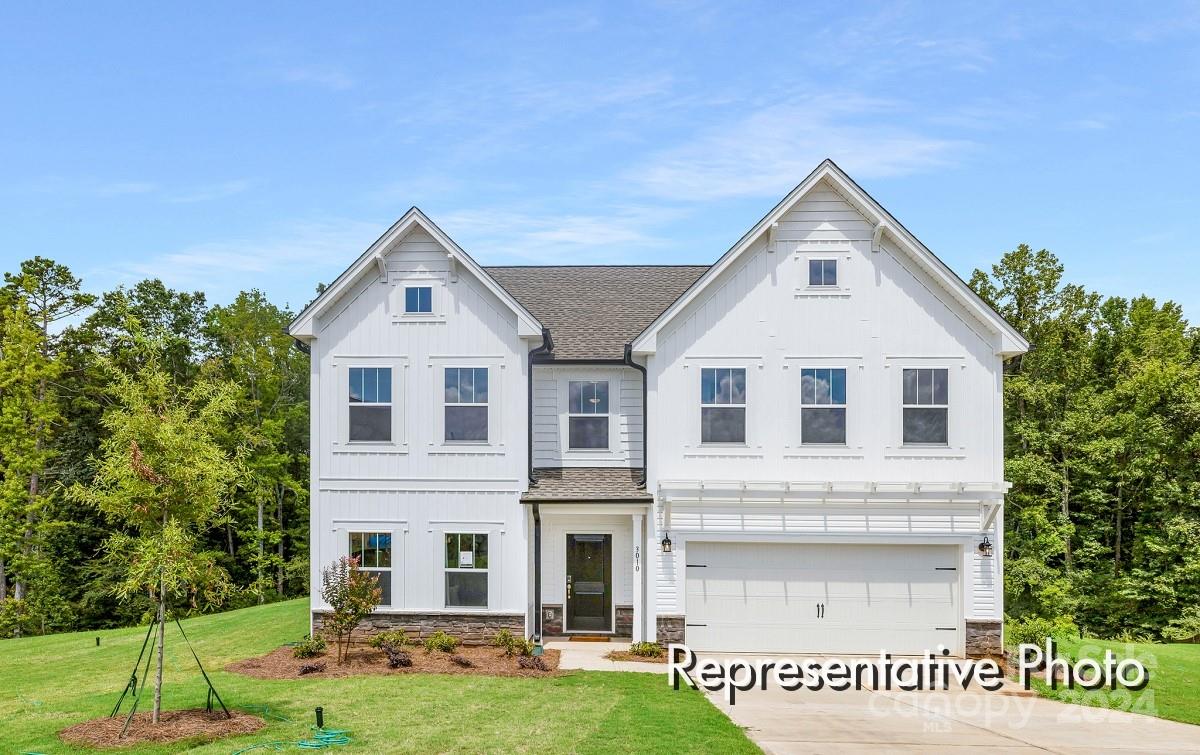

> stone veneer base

[
  {"left": 656, "top": 615, "right": 685, "bottom": 645},
  {"left": 313, "top": 611, "right": 524, "bottom": 646},
  {"left": 965, "top": 618, "right": 1003, "bottom": 658}
]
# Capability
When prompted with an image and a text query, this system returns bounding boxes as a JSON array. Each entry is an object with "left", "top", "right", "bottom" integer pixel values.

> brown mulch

[
  {"left": 605, "top": 650, "right": 667, "bottom": 663},
  {"left": 227, "top": 644, "right": 562, "bottom": 679},
  {"left": 59, "top": 709, "right": 265, "bottom": 748}
]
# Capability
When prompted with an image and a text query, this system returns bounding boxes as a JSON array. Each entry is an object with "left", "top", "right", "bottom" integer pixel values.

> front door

[{"left": 566, "top": 534, "right": 612, "bottom": 632}]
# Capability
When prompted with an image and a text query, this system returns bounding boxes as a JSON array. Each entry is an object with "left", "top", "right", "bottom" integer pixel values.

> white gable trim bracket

[
  {"left": 287, "top": 207, "right": 542, "bottom": 340},
  {"left": 631, "top": 160, "right": 1029, "bottom": 358}
]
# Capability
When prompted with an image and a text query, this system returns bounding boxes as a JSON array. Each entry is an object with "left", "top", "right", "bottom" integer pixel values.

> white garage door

[{"left": 684, "top": 542, "right": 960, "bottom": 655}]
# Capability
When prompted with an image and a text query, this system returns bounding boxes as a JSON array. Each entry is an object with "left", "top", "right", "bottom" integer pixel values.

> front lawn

[
  {"left": 0, "top": 599, "right": 756, "bottom": 754},
  {"left": 1030, "top": 636, "right": 1200, "bottom": 727}
]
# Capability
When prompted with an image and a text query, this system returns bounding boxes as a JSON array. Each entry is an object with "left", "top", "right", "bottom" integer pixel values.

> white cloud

[
  {"left": 438, "top": 205, "right": 686, "bottom": 264},
  {"left": 626, "top": 96, "right": 966, "bottom": 200},
  {"left": 277, "top": 65, "right": 356, "bottom": 91},
  {"left": 165, "top": 179, "right": 252, "bottom": 203}
]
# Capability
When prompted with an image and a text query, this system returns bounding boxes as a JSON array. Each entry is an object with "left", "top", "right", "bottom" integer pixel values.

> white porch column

[
  {"left": 632, "top": 512, "right": 644, "bottom": 642},
  {"left": 645, "top": 503, "right": 657, "bottom": 642}
]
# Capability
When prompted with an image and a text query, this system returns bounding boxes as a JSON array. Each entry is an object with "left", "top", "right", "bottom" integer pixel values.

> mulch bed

[
  {"left": 605, "top": 650, "right": 667, "bottom": 664},
  {"left": 228, "top": 644, "right": 562, "bottom": 679},
  {"left": 59, "top": 709, "right": 265, "bottom": 748}
]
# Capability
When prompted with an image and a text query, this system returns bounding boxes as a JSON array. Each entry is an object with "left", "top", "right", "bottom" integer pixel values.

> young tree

[
  {"left": 319, "top": 556, "right": 381, "bottom": 663},
  {"left": 70, "top": 333, "right": 240, "bottom": 723}
]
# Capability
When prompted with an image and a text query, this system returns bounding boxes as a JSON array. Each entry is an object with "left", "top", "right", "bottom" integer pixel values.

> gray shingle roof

[
  {"left": 484, "top": 265, "right": 709, "bottom": 360},
  {"left": 523, "top": 467, "right": 652, "bottom": 502}
]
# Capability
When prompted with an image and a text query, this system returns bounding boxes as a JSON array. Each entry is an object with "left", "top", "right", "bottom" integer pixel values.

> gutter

[
  {"left": 623, "top": 343, "right": 648, "bottom": 488},
  {"left": 526, "top": 328, "right": 552, "bottom": 646}
]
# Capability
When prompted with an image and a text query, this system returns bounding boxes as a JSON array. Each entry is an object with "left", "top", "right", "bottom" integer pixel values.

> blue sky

[{"left": 2, "top": 2, "right": 1198, "bottom": 317}]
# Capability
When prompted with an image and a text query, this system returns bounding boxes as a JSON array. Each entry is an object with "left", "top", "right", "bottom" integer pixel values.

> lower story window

[
  {"left": 445, "top": 533, "right": 488, "bottom": 608},
  {"left": 350, "top": 531, "right": 392, "bottom": 606}
]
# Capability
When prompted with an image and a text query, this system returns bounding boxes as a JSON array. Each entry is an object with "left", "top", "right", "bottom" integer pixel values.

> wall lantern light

[
  {"left": 661, "top": 532, "right": 673, "bottom": 553},
  {"left": 978, "top": 536, "right": 993, "bottom": 558}
]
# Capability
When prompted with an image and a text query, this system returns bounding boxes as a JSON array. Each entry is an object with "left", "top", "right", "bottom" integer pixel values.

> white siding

[
  {"left": 644, "top": 178, "right": 1007, "bottom": 631},
  {"left": 309, "top": 227, "right": 531, "bottom": 620},
  {"left": 532, "top": 366, "right": 643, "bottom": 468}
]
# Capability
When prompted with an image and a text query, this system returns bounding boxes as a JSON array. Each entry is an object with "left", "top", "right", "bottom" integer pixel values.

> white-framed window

[
  {"left": 700, "top": 367, "right": 746, "bottom": 443},
  {"left": 808, "top": 258, "right": 838, "bottom": 287},
  {"left": 444, "top": 532, "right": 488, "bottom": 608},
  {"left": 348, "top": 366, "right": 392, "bottom": 442},
  {"left": 404, "top": 285, "right": 432, "bottom": 314},
  {"left": 800, "top": 368, "right": 847, "bottom": 444},
  {"left": 568, "top": 380, "right": 609, "bottom": 449},
  {"left": 444, "top": 367, "right": 489, "bottom": 442},
  {"left": 350, "top": 531, "right": 392, "bottom": 606},
  {"left": 902, "top": 368, "right": 949, "bottom": 445}
]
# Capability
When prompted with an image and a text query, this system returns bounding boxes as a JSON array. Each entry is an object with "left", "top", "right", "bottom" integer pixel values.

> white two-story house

[{"left": 287, "top": 160, "right": 1027, "bottom": 657}]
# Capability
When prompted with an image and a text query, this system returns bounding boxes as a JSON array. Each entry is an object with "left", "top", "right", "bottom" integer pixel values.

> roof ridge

[{"left": 482, "top": 263, "right": 710, "bottom": 269}]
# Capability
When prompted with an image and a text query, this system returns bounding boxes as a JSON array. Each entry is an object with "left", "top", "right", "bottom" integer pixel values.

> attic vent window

[
  {"left": 405, "top": 285, "right": 433, "bottom": 313},
  {"left": 808, "top": 259, "right": 838, "bottom": 287}
]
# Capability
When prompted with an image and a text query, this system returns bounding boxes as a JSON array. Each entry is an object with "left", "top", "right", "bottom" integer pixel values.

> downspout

[
  {"left": 623, "top": 343, "right": 648, "bottom": 487},
  {"left": 527, "top": 328, "right": 552, "bottom": 645}
]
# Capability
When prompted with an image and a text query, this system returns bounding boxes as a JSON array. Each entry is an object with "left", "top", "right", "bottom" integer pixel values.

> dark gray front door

[{"left": 566, "top": 534, "right": 612, "bottom": 632}]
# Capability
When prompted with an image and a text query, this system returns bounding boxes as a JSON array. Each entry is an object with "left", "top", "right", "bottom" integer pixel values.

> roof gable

[
  {"left": 287, "top": 208, "right": 542, "bottom": 339},
  {"left": 630, "top": 160, "right": 1029, "bottom": 357}
]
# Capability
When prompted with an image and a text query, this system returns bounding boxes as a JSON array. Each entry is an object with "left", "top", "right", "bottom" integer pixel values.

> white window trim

[
  {"left": 901, "top": 366, "right": 951, "bottom": 448},
  {"left": 441, "top": 365, "right": 491, "bottom": 446},
  {"left": 699, "top": 365, "right": 748, "bottom": 447},
  {"left": 799, "top": 366, "right": 849, "bottom": 446},
  {"left": 427, "top": 357, "right": 506, "bottom": 453},
  {"left": 782, "top": 356, "right": 864, "bottom": 457},
  {"left": 332, "top": 357, "right": 408, "bottom": 453},
  {"left": 566, "top": 378, "right": 612, "bottom": 452},
  {"left": 442, "top": 531, "right": 491, "bottom": 610},
  {"left": 390, "top": 272, "right": 447, "bottom": 322},
  {"left": 807, "top": 257, "right": 839, "bottom": 288},
  {"left": 349, "top": 530, "right": 394, "bottom": 606},
  {"left": 794, "top": 248, "right": 852, "bottom": 297}
]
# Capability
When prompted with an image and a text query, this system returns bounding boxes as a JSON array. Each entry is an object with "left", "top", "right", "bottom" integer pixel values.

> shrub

[
  {"left": 423, "top": 630, "right": 460, "bottom": 654},
  {"left": 368, "top": 630, "right": 410, "bottom": 649},
  {"left": 449, "top": 654, "right": 474, "bottom": 668},
  {"left": 493, "top": 629, "right": 534, "bottom": 657},
  {"left": 1163, "top": 606, "right": 1200, "bottom": 642},
  {"left": 298, "top": 662, "right": 326, "bottom": 675},
  {"left": 518, "top": 655, "right": 550, "bottom": 672},
  {"left": 320, "top": 556, "right": 382, "bottom": 663},
  {"left": 382, "top": 646, "right": 412, "bottom": 669},
  {"left": 293, "top": 633, "right": 327, "bottom": 659},
  {"left": 1005, "top": 614, "right": 1080, "bottom": 649},
  {"left": 629, "top": 641, "right": 664, "bottom": 658}
]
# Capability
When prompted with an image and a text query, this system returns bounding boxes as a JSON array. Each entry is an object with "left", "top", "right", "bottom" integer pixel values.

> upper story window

[
  {"left": 445, "top": 533, "right": 488, "bottom": 608},
  {"left": 568, "top": 380, "right": 609, "bottom": 450},
  {"left": 350, "top": 531, "right": 392, "bottom": 606},
  {"left": 348, "top": 367, "right": 391, "bottom": 442},
  {"left": 404, "top": 285, "right": 433, "bottom": 314},
  {"left": 701, "top": 367, "right": 746, "bottom": 444},
  {"left": 800, "top": 368, "right": 847, "bottom": 444},
  {"left": 809, "top": 258, "right": 838, "bottom": 287},
  {"left": 902, "top": 368, "right": 949, "bottom": 445},
  {"left": 444, "top": 367, "right": 489, "bottom": 442}
]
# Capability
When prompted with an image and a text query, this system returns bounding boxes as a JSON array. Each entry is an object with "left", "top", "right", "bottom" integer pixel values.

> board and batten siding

[
  {"left": 645, "top": 179, "right": 1005, "bottom": 485},
  {"left": 309, "top": 227, "right": 531, "bottom": 620},
  {"left": 643, "top": 178, "right": 1007, "bottom": 628},
  {"left": 532, "top": 365, "right": 643, "bottom": 468}
]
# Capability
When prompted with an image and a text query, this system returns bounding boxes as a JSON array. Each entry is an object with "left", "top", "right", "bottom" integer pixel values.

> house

[{"left": 287, "top": 159, "right": 1027, "bottom": 657}]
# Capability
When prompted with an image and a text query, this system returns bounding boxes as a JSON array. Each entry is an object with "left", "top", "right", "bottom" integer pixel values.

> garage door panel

[{"left": 685, "top": 542, "right": 960, "bottom": 655}]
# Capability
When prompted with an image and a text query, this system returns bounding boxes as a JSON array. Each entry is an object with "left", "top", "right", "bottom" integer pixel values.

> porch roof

[{"left": 523, "top": 467, "right": 653, "bottom": 502}]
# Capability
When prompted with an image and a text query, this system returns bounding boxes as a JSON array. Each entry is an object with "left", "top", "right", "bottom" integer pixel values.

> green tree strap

[
  {"left": 173, "top": 615, "right": 230, "bottom": 718},
  {"left": 109, "top": 621, "right": 156, "bottom": 718}
]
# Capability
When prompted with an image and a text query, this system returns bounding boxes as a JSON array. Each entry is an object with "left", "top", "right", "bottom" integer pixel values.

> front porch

[{"left": 523, "top": 467, "right": 654, "bottom": 644}]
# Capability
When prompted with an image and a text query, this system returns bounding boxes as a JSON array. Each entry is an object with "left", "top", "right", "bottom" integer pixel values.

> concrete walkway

[
  {"left": 545, "top": 639, "right": 665, "bottom": 673},
  {"left": 697, "top": 655, "right": 1200, "bottom": 754}
]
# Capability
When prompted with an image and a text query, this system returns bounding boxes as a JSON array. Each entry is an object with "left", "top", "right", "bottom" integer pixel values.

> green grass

[
  {"left": 0, "top": 599, "right": 757, "bottom": 753},
  {"left": 1028, "top": 636, "right": 1200, "bottom": 727}
]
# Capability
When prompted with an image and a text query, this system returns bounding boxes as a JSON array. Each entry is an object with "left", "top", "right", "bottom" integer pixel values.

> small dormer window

[
  {"left": 405, "top": 285, "right": 433, "bottom": 313},
  {"left": 809, "top": 259, "right": 837, "bottom": 287}
]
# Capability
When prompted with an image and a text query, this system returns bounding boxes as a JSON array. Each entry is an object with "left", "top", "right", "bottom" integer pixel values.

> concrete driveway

[{"left": 697, "top": 656, "right": 1200, "bottom": 753}]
